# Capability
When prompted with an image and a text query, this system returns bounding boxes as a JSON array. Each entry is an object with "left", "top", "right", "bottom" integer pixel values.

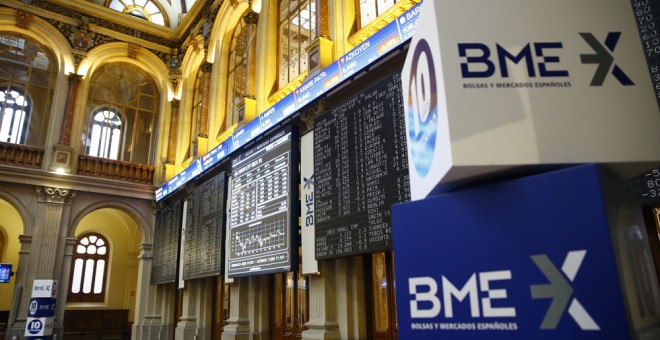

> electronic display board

[
  {"left": 631, "top": 0, "right": 660, "bottom": 109},
  {"left": 154, "top": 2, "right": 423, "bottom": 202},
  {"left": 227, "top": 128, "right": 298, "bottom": 277},
  {"left": 0, "top": 263, "right": 12, "bottom": 283},
  {"left": 314, "top": 72, "right": 410, "bottom": 260},
  {"left": 626, "top": 167, "right": 660, "bottom": 204},
  {"left": 152, "top": 199, "right": 182, "bottom": 284},
  {"left": 183, "top": 172, "right": 227, "bottom": 280}
]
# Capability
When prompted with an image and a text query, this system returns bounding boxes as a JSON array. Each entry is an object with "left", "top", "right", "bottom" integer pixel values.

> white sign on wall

[
  {"left": 402, "top": 0, "right": 660, "bottom": 200},
  {"left": 300, "top": 132, "right": 318, "bottom": 275},
  {"left": 31, "top": 279, "right": 57, "bottom": 298}
]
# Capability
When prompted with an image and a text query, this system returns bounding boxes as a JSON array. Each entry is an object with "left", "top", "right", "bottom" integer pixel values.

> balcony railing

[
  {"left": 0, "top": 142, "right": 44, "bottom": 169},
  {"left": 77, "top": 155, "right": 155, "bottom": 184}
]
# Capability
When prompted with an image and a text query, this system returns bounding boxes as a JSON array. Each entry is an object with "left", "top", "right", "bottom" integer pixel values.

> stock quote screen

[
  {"left": 152, "top": 199, "right": 182, "bottom": 285},
  {"left": 314, "top": 72, "right": 411, "bottom": 260},
  {"left": 227, "top": 128, "right": 298, "bottom": 277},
  {"left": 182, "top": 172, "right": 227, "bottom": 280}
]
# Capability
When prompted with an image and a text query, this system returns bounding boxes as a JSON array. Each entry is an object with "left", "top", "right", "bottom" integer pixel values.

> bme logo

[
  {"left": 458, "top": 32, "right": 634, "bottom": 86},
  {"left": 408, "top": 250, "right": 599, "bottom": 330}
]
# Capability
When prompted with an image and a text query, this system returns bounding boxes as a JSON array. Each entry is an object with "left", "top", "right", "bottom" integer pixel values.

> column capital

[
  {"left": 200, "top": 61, "right": 213, "bottom": 74},
  {"left": 243, "top": 9, "right": 259, "bottom": 25},
  {"left": 68, "top": 73, "right": 82, "bottom": 84},
  {"left": 37, "top": 186, "right": 76, "bottom": 204}
]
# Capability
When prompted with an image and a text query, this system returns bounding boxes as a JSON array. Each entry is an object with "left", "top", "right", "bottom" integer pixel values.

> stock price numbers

[
  {"left": 626, "top": 167, "right": 660, "bottom": 204},
  {"left": 314, "top": 72, "right": 410, "bottom": 260},
  {"left": 632, "top": 0, "right": 660, "bottom": 107}
]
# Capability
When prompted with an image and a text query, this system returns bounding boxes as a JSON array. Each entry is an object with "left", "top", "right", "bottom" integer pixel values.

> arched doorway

[{"left": 64, "top": 208, "right": 141, "bottom": 339}]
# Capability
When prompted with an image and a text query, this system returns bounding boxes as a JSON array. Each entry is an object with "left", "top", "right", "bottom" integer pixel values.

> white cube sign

[
  {"left": 24, "top": 317, "right": 53, "bottom": 337},
  {"left": 402, "top": 0, "right": 660, "bottom": 200},
  {"left": 31, "top": 279, "right": 58, "bottom": 298}
]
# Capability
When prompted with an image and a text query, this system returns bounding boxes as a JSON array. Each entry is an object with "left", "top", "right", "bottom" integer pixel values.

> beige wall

[{"left": 0, "top": 200, "right": 22, "bottom": 311}]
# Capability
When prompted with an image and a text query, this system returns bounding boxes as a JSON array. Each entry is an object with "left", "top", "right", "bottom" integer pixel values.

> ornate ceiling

[{"left": 1, "top": 0, "right": 220, "bottom": 66}]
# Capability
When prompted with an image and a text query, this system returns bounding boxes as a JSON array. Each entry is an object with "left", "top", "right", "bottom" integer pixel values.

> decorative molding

[
  {"left": 128, "top": 42, "right": 140, "bottom": 58},
  {"left": 243, "top": 9, "right": 258, "bottom": 25},
  {"left": 200, "top": 61, "right": 213, "bottom": 73},
  {"left": 37, "top": 186, "right": 76, "bottom": 204},
  {"left": 16, "top": 10, "right": 32, "bottom": 29},
  {"left": 300, "top": 99, "right": 327, "bottom": 132}
]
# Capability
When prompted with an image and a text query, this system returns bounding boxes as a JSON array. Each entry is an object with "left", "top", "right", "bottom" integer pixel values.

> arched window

[
  {"left": 84, "top": 62, "right": 159, "bottom": 164},
  {"left": 278, "top": 0, "right": 317, "bottom": 88},
  {"left": 68, "top": 233, "right": 109, "bottom": 303},
  {"left": 224, "top": 17, "right": 248, "bottom": 131},
  {"left": 0, "top": 88, "right": 30, "bottom": 144},
  {"left": 0, "top": 34, "right": 56, "bottom": 147},
  {"left": 87, "top": 107, "right": 122, "bottom": 159},
  {"left": 358, "top": 0, "right": 400, "bottom": 28},
  {"left": 105, "top": 0, "right": 169, "bottom": 27}
]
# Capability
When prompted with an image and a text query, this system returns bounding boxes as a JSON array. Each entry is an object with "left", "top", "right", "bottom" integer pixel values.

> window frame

[
  {"left": 0, "top": 87, "right": 30, "bottom": 144},
  {"left": 277, "top": 0, "right": 318, "bottom": 89},
  {"left": 67, "top": 232, "right": 110, "bottom": 303},
  {"left": 86, "top": 107, "right": 123, "bottom": 160}
]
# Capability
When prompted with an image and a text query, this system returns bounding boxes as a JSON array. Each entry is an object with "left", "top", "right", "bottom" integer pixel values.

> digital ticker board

[
  {"left": 152, "top": 199, "right": 182, "bottom": 285},
  {"left": 227, "top": 128, "right": 298, "bottom": 277},
  {"left": 183, "top": 172, "right": 227, "bottom": 280},
  {"left": 314, "top": 72, "right": 411, "bottom": 260}
]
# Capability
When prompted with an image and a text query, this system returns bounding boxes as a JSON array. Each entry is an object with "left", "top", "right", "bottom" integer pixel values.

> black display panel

[
  {"left": 183, "top": 172, "right": 227, "bottom": 280},
  {"left": 632, "top": 0, "right": 660, "bottom": 108},
  {"left": 314, "top": 72, "right": 410, "bottom": 260},
  {"left": 626, "top": 167, "right": 660, "bottom": 204},
  {"left": 227, "top": 128, "right": 298, "bottom": 277},
  {"left": 152, "top": 199, "right": 182, "bottom": 285}
]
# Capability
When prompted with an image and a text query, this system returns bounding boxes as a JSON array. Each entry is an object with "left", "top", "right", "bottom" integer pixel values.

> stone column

[
  {"left": 52, "top": 74, "right": 82, "bottom": 173},
  {"left": 59, "top": 74, "right": 82, "bottom": 146},
  {"left": 244, "top": 10, "right": 258, "bottom": 99},
  {"left": 34, "top": 186, "right": 75, "bottom": 339},
  {"left": 35, "top": 187, "right": 76, "bottom": 277},
  {"left": 302, "top": 260, "right": 340, "bottom": 339},
  {"left": 165, "top": 100, "right": 180, "bottom": 181},
  {"left": 194, "top": 62, "right": 212, "bottom": 158},
  {"left": 199, "top": 62, "right": 212, "bottom": 138},
  {"left": 239, "top": 10, "right": 259, "bottom": 123},
  {"left": 221, "top": 278, "right": 250, "bottom": 340}
]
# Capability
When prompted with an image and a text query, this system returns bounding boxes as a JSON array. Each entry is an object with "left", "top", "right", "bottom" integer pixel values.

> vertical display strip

[
  {"left": 632, "top": 0, "right": 660, "bottom": 108},
  {"left": 227, "top": 128, "right": 298, "bottom": 277},
  {"left": 152, "top": 199, "right": 182, "bottom": 284},
  {"left": 300, "top": 131, "right": 318, "bottom": 275},
  {"left": 183, "top": 172, "right": 227, "bottom": 280},
  {"left": 314, "top": 72, "right": 410, "bottom": 260}
]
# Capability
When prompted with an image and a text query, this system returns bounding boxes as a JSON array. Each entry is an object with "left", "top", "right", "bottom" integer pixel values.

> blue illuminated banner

[
  {"left": 155, "top": 1, "right": 423, "bottom": 201},
  {"left": 391, "top": 165, "right": 658, "bottom": 339},
  {"left": 232, "top": 118, "right": 262, "bottom": 151}
]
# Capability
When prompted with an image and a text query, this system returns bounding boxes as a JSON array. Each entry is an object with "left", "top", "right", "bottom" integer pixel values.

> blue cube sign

[
  {"left": 391, "top": 165, "right": 634, "bottom": 339},
  {"left": 28, "top": 298, "right": 56, "bottom": 317}
]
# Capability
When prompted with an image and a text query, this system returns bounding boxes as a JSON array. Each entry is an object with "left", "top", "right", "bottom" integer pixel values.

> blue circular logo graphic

[
  {"left": 407, "top": 39, "right": 438, "bottom": 178},
  {"left": 27, "top": 319, "right": 43, "bottom": 335},
  {"left": 29, "top": 300, "right": 38, "bottom": 315}
]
